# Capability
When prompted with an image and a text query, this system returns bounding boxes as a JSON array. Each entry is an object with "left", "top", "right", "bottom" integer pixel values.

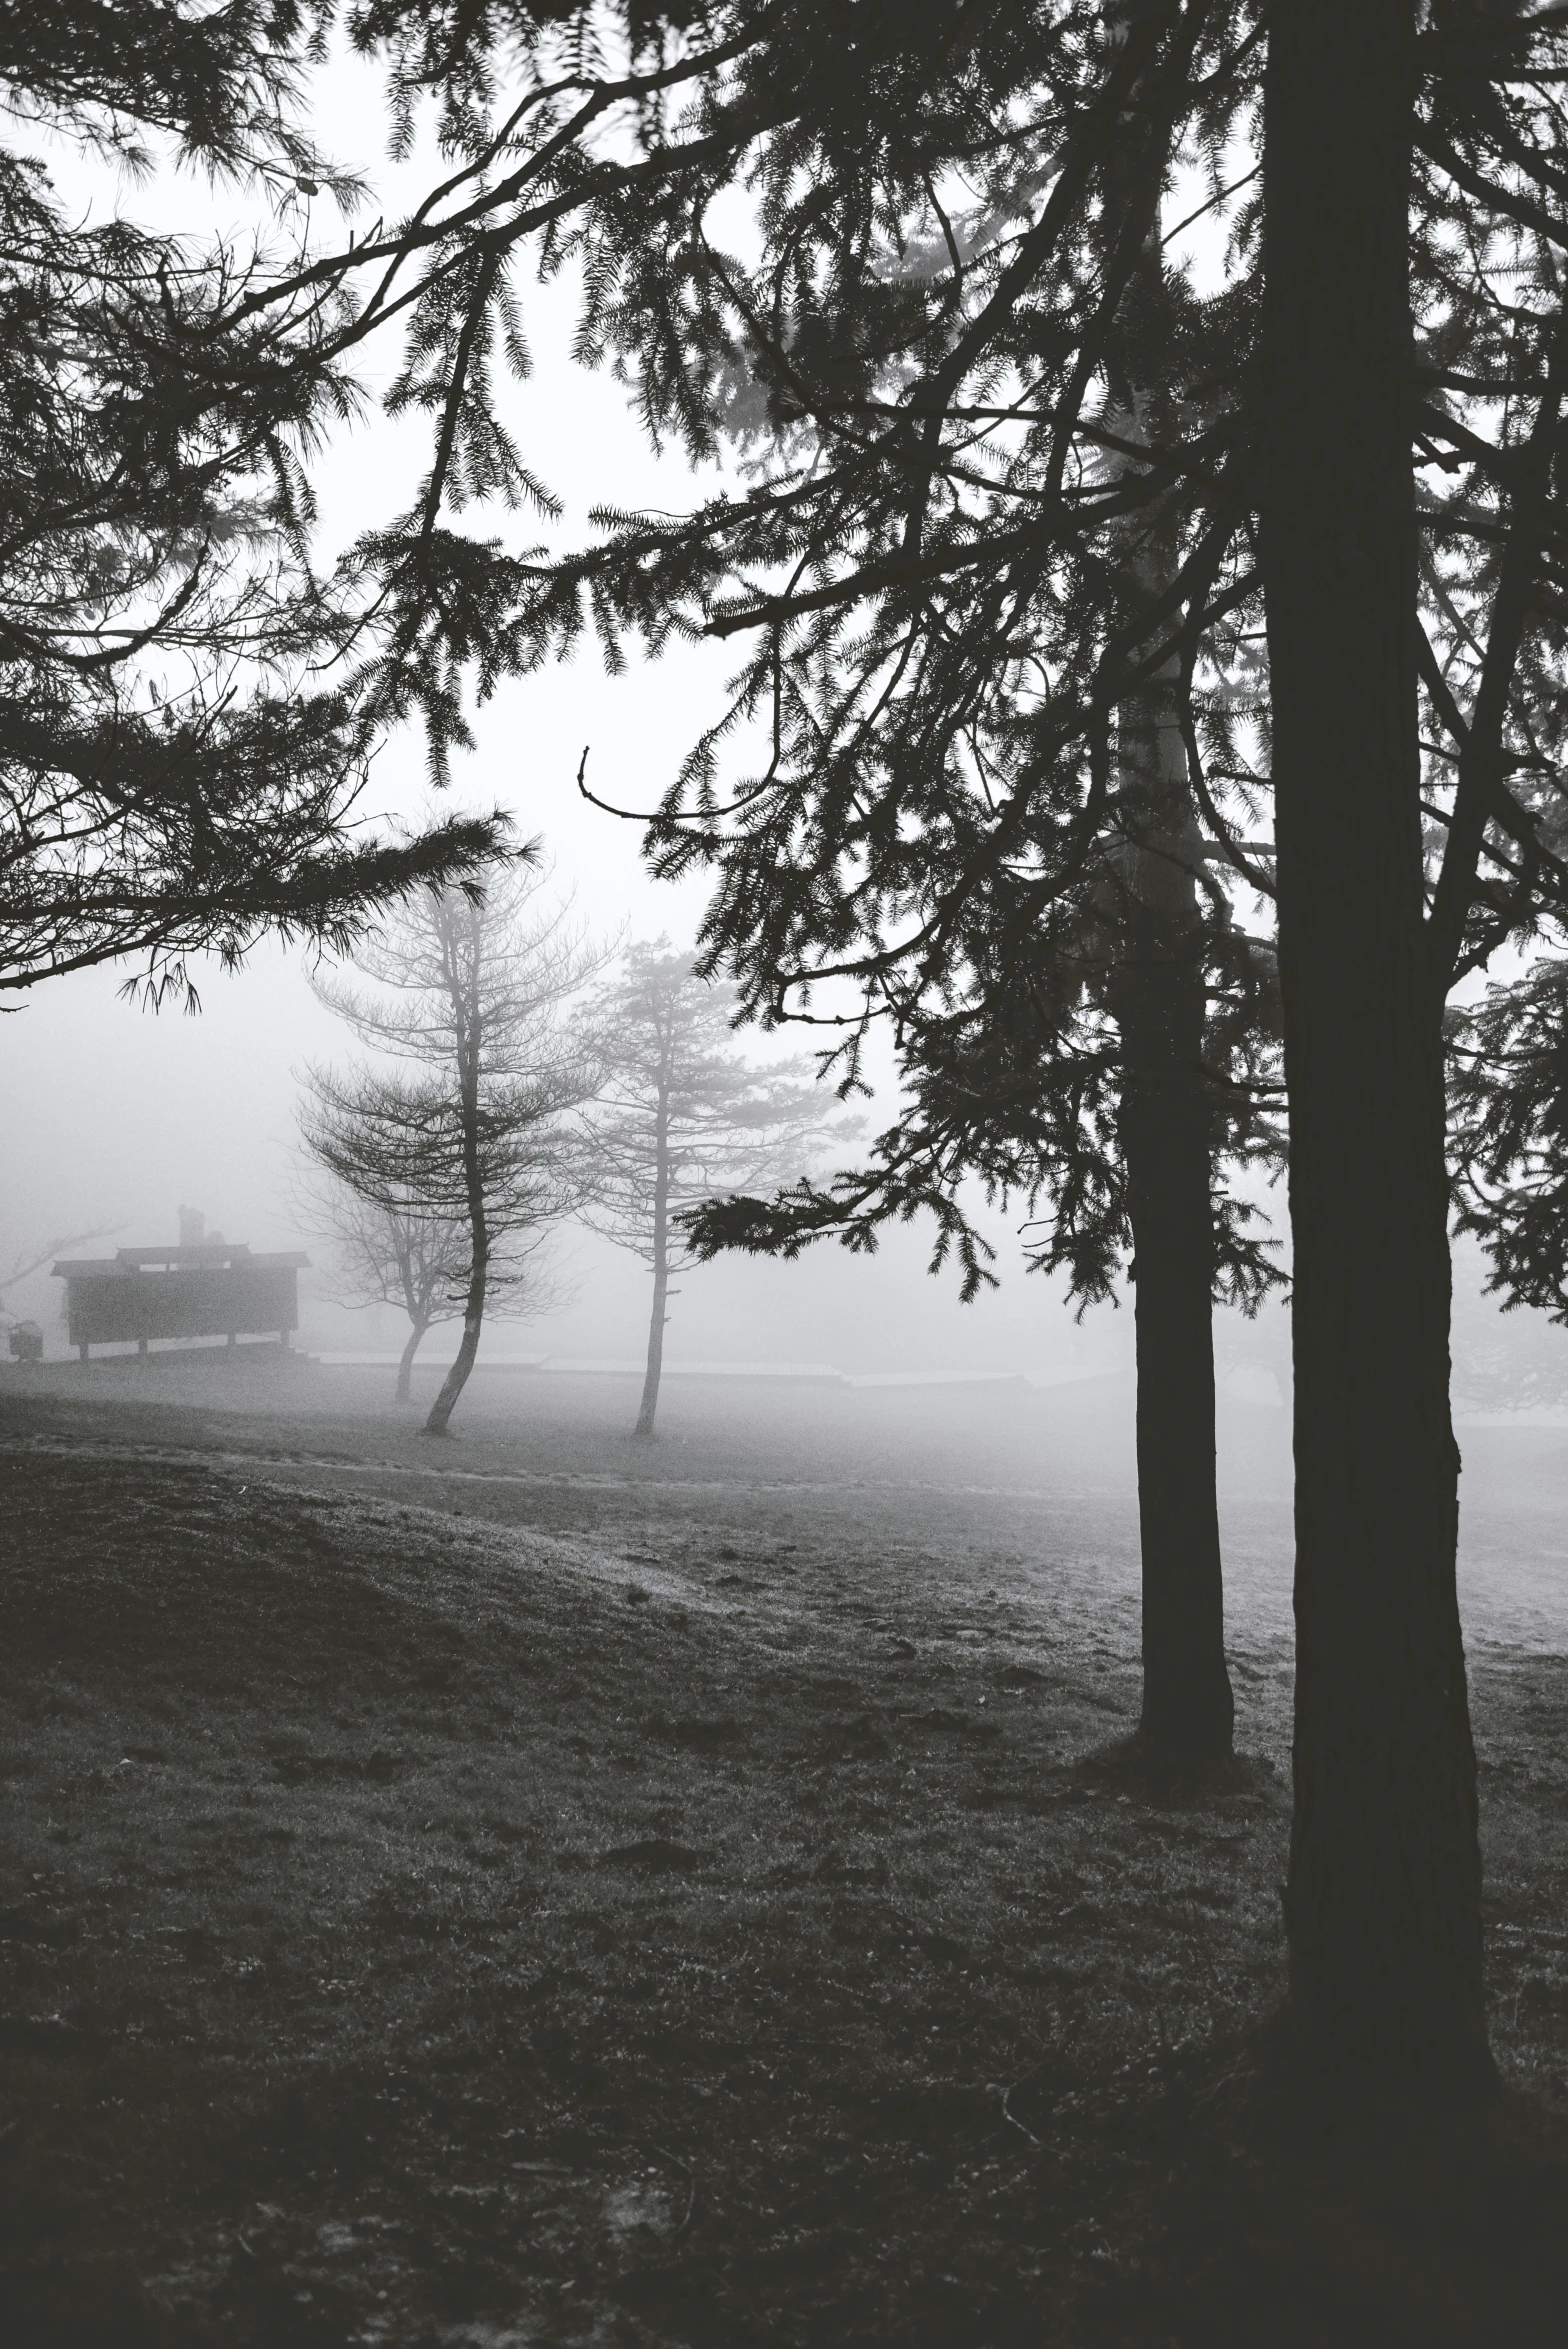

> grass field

[{"left": 2, "top": 1360, "right": 1566, "bottom": 2346}]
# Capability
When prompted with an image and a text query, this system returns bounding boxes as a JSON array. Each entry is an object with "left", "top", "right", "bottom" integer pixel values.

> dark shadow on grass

[{"left": 1073, "top": 1730, "right": 1282, "bottom": 1809}]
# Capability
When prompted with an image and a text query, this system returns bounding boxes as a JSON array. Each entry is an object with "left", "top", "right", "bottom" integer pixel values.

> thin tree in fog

[
  {"left": 300, "top": 1137, "right": 569, "bottom": 1403},
  {"left": 580, "top": 943, "right": 846, "bottom": 1439},
  {"left": 307, "top": 858, "right": 600, "bottom": 1436},
  {"left": 295, "top": 1168, "right": 464, "bottom": 1404}
]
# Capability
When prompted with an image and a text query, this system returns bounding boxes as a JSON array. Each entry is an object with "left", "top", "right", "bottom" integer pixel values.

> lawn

[{"left": 1, "top": 1367, "right": 1566, "bottom": 2346}]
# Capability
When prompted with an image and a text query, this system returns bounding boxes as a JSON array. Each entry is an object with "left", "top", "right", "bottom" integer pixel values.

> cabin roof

[{"left": 53, "top": 1245, "right": 310, "bottom": 1277}]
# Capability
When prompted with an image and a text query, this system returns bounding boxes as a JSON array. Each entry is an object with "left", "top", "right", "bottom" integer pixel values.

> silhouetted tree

[
  {"left": 1261, "top": 0, "right": 1485, "bottom": 2102},
  {"left": 580, "top": 940, "right": 845, "bottom": 1436},
  {"left": 3, "top": 4, "right": 854, "bottom": 1005},
  {"left": 484, "top": 0, "right": 1568, "bottom": 2097},
  {"left": 1449, "top": 958, "right": 1568, "bottom": 1376},
  {"left": 0, "top": 1, "right": 520, "bottom": 1005},
  {"left": 685, "top": 105, "right": 1286, "bottom": 1762},
  {"left": 308, "top": 857, "right": 600, "bottom": 1434}
]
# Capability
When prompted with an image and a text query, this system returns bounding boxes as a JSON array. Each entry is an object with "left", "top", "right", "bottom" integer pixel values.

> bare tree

[
  {"left": 580, "top": 942, "right": 849, "bottom": 1439},
  {"left": 297, "top": 1164, "right": 466, "bottom": 1403},
  {"left": 1, "top": 1225, "right": 122, "bottom": 1354},
  {"left": 306, "top": 855, "right": 601, "bottom": 1434},
  {"left": 300, "top": 1148, "right": 569, "bottom": 1405}
]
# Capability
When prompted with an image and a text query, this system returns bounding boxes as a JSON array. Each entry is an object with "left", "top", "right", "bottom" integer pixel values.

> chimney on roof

[{"left": 178, "top": 1206, "right": 205, "bottom": 1249}]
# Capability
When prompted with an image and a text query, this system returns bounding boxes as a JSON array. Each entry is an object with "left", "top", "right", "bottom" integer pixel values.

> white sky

[
  {"left": 4, "top": 53, "right": 1123, "bottom": 1373},
  {"left": 2, "top": 50, "right": 1517, "bottom": 1388}
]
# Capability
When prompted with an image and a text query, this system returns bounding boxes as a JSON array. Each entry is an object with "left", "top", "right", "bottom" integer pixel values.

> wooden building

[{"left": 53, "top": 1243, "right": 309, "bottom": 1361}]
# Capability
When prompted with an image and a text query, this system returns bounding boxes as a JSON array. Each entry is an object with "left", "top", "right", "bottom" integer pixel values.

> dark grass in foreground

[{"left": 1, "top": 1407, "right": 1566, "bottom": 2346}]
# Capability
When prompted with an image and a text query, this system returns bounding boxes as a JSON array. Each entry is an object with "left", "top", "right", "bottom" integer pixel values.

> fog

[
  {"left": 5, "top": 50, "right": 1568, "bottom": 1439},
  {"left": 0, "top": 51, "right": 1126, "bottom": 1396},
  {"left": 0, "top": 922, "right": 1137, "bottom": 1384}
]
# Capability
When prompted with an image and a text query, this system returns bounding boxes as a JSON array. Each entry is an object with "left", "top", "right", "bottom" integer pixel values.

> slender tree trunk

[
  {"left": 426, "top": 1229, "right": 487, "bottom": 1437},
  {"left": 634, "top": 1096, "right": 670, "bottom": 1439},
  {"left": 426, "top": 1022, "right": 489, "bottom": 1438},
  {"left": 1263, "top": 0, "right": 1491, "bottom": 2101},
  {"left": 395, "top": 1319, "right": 429, "bottom": 1404}
]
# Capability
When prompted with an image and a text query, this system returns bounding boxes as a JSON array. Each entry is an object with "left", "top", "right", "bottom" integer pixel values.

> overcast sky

[
  {"left": 2, "top": 52, "right": 1128, "bottom": 1375},
  {"left": 11, "top": 46, "right": 1541, "bottom": 1398}
]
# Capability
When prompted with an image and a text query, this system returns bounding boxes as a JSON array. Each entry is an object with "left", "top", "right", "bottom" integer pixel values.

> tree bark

[
  {"left": 1093, "top": 31, "right": 1234, "bottom": 1757},
  {"left": 1112, "top": 723, "right": 1233, "bottom": 1759},
  {"left": 1106, "top": 341, "right": 1233, "bottom": 1757},
  {"left": 1262, "top": 0, "right": 1491, "bottom": 2101},
  {"left": 634, "top": 1090, "right": 671, "bottom": 1439},
  {"left": 396, "top": 1319, "right": 429, "bottom": 1404}
]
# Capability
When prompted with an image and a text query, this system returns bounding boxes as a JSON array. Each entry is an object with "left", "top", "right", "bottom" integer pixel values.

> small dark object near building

[
  {"left": 7, "top": 1320, "right": 43, "bottom": 1362},
  {"left": 53, "top": 1244, "right": 309, "bottom": 1361}
]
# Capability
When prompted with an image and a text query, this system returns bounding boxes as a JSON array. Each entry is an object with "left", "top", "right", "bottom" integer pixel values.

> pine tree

[
  {"left": 561, "top": 3, "right": 1282, "bottom": 1765},
  {"left": 1, "top": 3, "right": 815, "bottom": 1004},
  {"left": 1449, "top": 959, "right": 1568, "bottom": 1343},
  {"left": 0, "top": 1, "right": 525, "bottom": 1003},
  {"left": 307, "top": 859, "right": 600, "bottom": 1434},
  {"left": 459, "top": 0, "right": 1568, "bottom": 2095},
  {"left": 579, "top": 939, "right": 847, "bottom": 1435}
]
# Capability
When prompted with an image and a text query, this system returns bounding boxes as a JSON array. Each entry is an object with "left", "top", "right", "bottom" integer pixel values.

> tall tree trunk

[
  {"left": 1262, "top": 0, "right": 1491, "bottom": 2101},
  {"left": 634, "top": 1096, "right": 670, "bottom": 1439},
  {"left": 1106, "top": 289, "right": 1233, "bottom": 1759},
  {"left": 1112, "top": 731, "right": 1233, "bottom": 1759},
  {"left": 395, "top": 1319, "right": 429, "bottom": 1404}
]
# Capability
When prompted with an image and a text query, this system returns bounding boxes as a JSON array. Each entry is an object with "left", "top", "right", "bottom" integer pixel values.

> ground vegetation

[
  {"left": 1, "top": 1377, "right": 1566, "bottom": 2344},
  {"left": 13, "top": 0, "right": 1568, "bottom": 2148}
]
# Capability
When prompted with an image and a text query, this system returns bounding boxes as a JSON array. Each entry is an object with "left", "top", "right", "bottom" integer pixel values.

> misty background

[{"left": 2, "top": 43, "right": 1564, "bottom": 1428}]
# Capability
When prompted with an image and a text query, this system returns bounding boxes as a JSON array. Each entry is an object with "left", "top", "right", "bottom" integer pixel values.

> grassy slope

[{"left": 1, "top": 1389, "right": 1566, "bottom": 2348}]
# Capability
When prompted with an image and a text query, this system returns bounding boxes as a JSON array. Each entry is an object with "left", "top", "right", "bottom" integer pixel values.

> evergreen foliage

[
  {"left": 0, "top": 1, "right": 525, "bottom": 1001},
  {"left": 373, "top": 0, "right": 1568, "bottom": 2093},
  {"left": 1449, "top": 956, "right": 1568, "bottom": 1324}
]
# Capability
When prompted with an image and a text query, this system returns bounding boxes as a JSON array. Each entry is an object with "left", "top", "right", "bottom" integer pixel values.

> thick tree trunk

[
  {"left": 395, "top": 1319, "right": 429, "bottom": 1405},
  {"left": 634, "top": 1105, "right": 671, "bottom": 1439},
  {"left": 1263, "top": 0, "right": 1491, "bottom": 2101}
]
